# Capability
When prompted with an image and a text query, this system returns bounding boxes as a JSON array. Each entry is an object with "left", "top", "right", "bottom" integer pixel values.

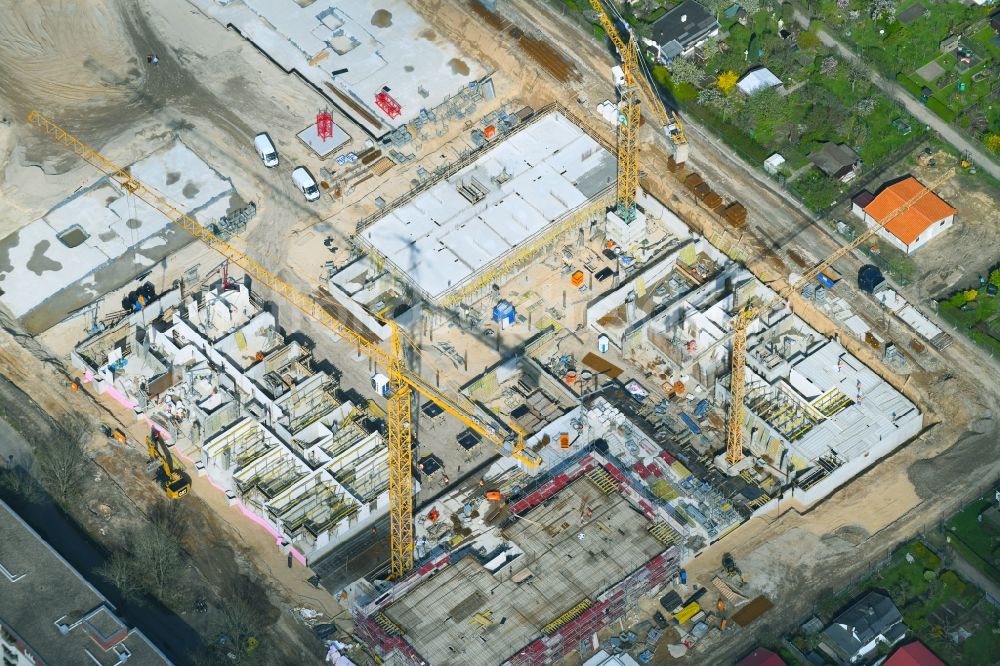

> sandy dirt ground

[{"left": 1, "top": 0, "right": 999, "bottom": 664}]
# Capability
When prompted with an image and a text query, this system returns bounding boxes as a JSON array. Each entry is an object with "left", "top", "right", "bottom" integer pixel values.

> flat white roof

[
  {"left": 191, "top": 0, "right": 484, "bottom": 134},
  {"left": 360, "top": 112, "right": 616, "bottom": 299},
  {"left": 785, "top": 340, "right": 919, "bottom": 461},
  {"left": 0, "top": 142, "right": 233, "bottom": 317}
]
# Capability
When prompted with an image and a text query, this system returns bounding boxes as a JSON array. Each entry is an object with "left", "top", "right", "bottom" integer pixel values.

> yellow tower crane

[
  {"left": 28, "top": 111, "right": 542, "bottom": 579},
  {"left": 589, "top": 0, "right": 690, "bottom": 225},
  {"left": 686, "top": 169, "right": 954, "bottom": 466}
]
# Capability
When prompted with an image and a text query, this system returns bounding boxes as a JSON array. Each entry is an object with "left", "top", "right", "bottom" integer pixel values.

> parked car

[
  {"left": 292, "top": 166, "right": 320, "bottom": 201},
  {"left": 253, "top": 132, "right": 278, "bottom": 168}
]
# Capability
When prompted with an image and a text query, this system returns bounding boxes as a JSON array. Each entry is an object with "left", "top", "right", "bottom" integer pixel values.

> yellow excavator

[{"left": 146, "top": 429, "right": 191, "bottom": 500}]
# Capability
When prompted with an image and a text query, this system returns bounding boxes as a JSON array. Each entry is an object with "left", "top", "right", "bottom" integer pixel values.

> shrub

[
  {"left": 940, "top": 570, "right": 965, "bottom": 594},
  {"left": 798, "top": 30, "right": 821, "bottom": 50},
  {"left": 910, "top": 541, "right": 942, "bottom": 570},
  {"left": 926, "top": 97, "right": 957, "bottom": 123},
  {"left": 896, "top": 74, "right": 923, "bottom": 97}
]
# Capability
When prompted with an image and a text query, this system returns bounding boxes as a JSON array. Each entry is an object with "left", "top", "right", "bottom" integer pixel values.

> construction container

[
  {"left": 693, "top": 183, "right": 711, "bottom": 199},
  {"left": 693, "top": 399, "right": 710, "bottom": 419},
  {"left": 667, "top": 156, "right": 684, "bottom": 173},
  {"left": 680, "top": 412, "right": 701, "bottom": 434},
  {"left": 702, "top": 191, "right": 722, "bottom": 208},
  {"left": 371, "top": 373, "right": 390, "bottom": 397},
  {"left": 484, "top": 125, "right": 496, "bottom": 139},
  {"left": 571, "top": 270, "right": 585, "bottom": 287},
  {"left": 492, "top": 300, "right": 516, "bottom": 329},
  {"left": 684, "top": 173, "right": 703, "bottom": 191},
  {"left": 724, "top": 202, "right": 747, "bottom": 228},
  {"left": 598, "top": 334, "right": 610, "bottom": 353},
  {"left": 817, "top": 273, "right": 836, "bottom": 289},
  {"left": 673, "top": 602, "right": 700, "bottom": 625},
  {"left": 673, "top": 380, "right": 685, "bottom": 396},
  {"left": 560, "top": 433, "right": 571, "bottom": 449},
  {"left": 485, "top": 490, "right": 502, "bottom": 501}
]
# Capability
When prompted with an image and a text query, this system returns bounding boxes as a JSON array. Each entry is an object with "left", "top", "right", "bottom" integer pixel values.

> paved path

[
  {"left": 949, "top": 543, "right": 1000, "bottom": 600},
  {"left": 792, "top": 7, "right": 1000, "bottom": 180}
]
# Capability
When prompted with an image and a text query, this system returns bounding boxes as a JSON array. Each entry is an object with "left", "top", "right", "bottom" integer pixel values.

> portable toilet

[
  {"left": 598, "top": 334, "right": 610, "bottom": 353},
  {"left": 371, "top": 373, "right": 390, "bottom": 397},
  {"left": 492, "top": 300, "right": 516, "bottom": 330}
]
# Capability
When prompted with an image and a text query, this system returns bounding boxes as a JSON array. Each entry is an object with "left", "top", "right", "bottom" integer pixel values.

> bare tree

[
  {"left": 741, "top": 0, "right": 762, "bottom": 16},
  {"left": 218, "top": 576, "right": 268, "bottom": 663},
  {"left": 820, "top": 56, "right": 839, "bottom": 76},
  {"left": 0, "top": 452, "right": 40, "bottom": 501},
  {"left": 133, "top": 524, "right": 181, "bottom": 600},
  {"left": 35, "top": 422, "right": 90, "bottom": 507},
  {"left": 98, "top": 551, "right": 142, "bottom": 601},
  {"left": 149, "top": 498, "right": 189, "bottom": 543}
]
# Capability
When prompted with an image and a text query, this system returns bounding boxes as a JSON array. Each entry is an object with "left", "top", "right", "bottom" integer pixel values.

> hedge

[
  {"left": 926, "top": 97, "right": 957, "bottom": 122},
  {"left": 896, "top": 73, "right": 923, "bottom": 97}
]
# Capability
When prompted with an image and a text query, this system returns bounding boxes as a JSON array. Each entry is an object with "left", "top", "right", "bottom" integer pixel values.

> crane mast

[
  {"left": 723, "top": 168, "right": 955, "bottom": 466},
  {"left": 28, "top": 111, "right": 541, "bottom": 580}
]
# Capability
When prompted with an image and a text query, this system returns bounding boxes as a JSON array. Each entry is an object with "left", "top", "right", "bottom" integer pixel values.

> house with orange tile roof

[{"left": 851, "top": 176, "right": 957, "bottom": 254}]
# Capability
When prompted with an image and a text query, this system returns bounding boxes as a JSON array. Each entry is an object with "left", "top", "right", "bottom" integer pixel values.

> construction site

[{"left": 0, "top": 1, "right": 998, "bottom": 665}]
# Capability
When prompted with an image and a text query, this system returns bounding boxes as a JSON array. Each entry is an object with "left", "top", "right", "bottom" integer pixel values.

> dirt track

[{"left": 1, "top": 0, "right": 998, "bottom": 663}]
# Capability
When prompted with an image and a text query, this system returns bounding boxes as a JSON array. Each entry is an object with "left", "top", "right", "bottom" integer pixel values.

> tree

[
  {"left": 798, "top": 30, "right": 821, "bottom": 50},
  {"left": 699, "top": 37, "right": 721, "bottom": 61},
  {"left": 36, "top": 423, "right": 90, "bottom": 507},
  {"left": 963, "top": 289, "right": 978, "bottom": 302},
  {"left": 854, "top": 97, "right": 876, "bottom": 117},
  {"left": 745, "top": 86, "right": 784, "bottom": 125},
  {"left": 99, "top": 551, "right": 142, "bottom": 601},
  {"left": 669, "top": 57, "right": 704, "bottom": 86},
  {"left": 217, "top": 576, "right": 267, "bottom": 664},
  {"left": 986, "top": 134, "right": 1000, "bottom": 154},
  {"left": 870, "top": 0, "right": 895, "bottom": 21},
  {"left": 948, "top": 292, "right": 967, "bottom": 307},
  {"left": 716, "top": 91, "right": 744, "bottom": 120},
  {"left": 697, "top": 87, "right": 723, "bottom": 109},
  {"left": 989, "top": 268, "right": 1000, "bottom": 289},
  {"left": 717, "top": 70, "right": 739, "bottom": 95},
  {"left": 133, "top": 524, "right": 181, "bottom": 599},
  {"left": 847, "top": 61, "right": 870, "bottom": 94},
  {"left": 701, "top": 0, "right": 730, "bottom": 18}
]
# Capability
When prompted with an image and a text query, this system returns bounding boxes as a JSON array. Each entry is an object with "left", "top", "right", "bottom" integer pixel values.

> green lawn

[
  {"left": 946, "top": 498, "right": 1000, "bottom": 584},
  {"left": 810, "top": 541, "right": 1000, "bottom": 665},
  {"left": 815, "top": 1, "right": 992, "bottom": 76},
  {"left": 938, "top": 292, "right": 1000, "bottom": 358}
]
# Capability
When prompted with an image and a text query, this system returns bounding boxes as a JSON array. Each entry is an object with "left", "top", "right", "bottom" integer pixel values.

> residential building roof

[
  {"left": 863, "top": 176, "right": 957, "bottom": 245},
  {"left": 886, "top": 640, "right": 945, "bottom": 666},
  {"left": 650, "top": 0, "right": 719, "bottom": 55},
  {"left": 736, "top": 647, "right": 787, "bottom": 666},
  {"left": 852, "top": 191, "right": 876, "bottom": 208},
  {"left": 810, "top": 142, "right": 860, "bottom": 178},
  {"left": 0, "top": 500, "right": 171, "bottom": 665},
  {"left": 737, "top": 67, "right": 783, "bottom": 95},
  {"left": 822, "top": 590, "right": 903, "bottom": 658}
]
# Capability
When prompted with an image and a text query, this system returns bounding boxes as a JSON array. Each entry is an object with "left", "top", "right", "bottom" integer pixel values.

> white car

[
  {"left": 253, "top": 132, "right": 278, "bottom": 168},
  {"left": 292, "top": 166, "right": 320, "bottom": 201}
]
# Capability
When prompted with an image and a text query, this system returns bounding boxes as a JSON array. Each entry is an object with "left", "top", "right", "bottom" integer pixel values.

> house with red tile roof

[
  {"left": 885, "top": 640, "right": 945, "bottom": 666},
  {"left": 851, "top": 176, "right": 957, "bottom": 255},
  {"left": 736, "top": 647, "right": 787, "bottom": 666}
]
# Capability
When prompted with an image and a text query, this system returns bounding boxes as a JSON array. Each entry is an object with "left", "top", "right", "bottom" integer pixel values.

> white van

[
  {"left": 292, "top": 167, "right": 320, "bottom": 201},
  {"left": 253, "top": 133, "right": 278, "bottom": 168}
]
